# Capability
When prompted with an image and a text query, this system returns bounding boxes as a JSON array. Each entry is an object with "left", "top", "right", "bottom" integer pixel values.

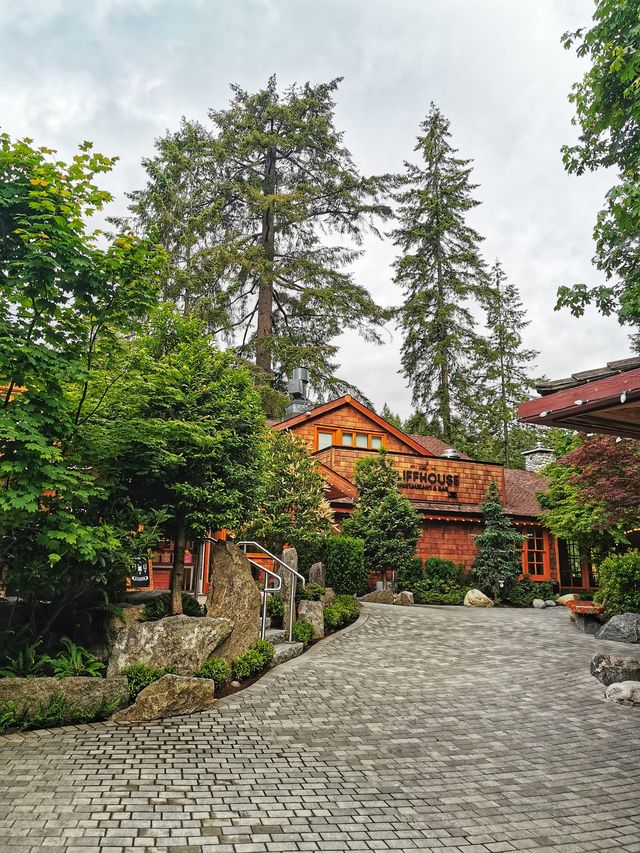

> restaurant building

[{"left": 272, "top": 394, "right": 573, "bottom": 587}]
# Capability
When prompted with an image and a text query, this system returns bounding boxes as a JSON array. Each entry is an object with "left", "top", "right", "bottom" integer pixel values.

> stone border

[{"left": 0, "top": 606, "right": 370, "bottom": 743}]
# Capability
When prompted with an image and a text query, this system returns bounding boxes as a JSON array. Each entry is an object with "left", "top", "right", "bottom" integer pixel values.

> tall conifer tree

[
  {"left": 393, "top": 104, "right": 488, "bottom": 443},
  {"left": 129, "top": 77, "right": 391, "bottom": 397},
  {"left": 477, "top": 260, "right": 539, "bottom": 467}
]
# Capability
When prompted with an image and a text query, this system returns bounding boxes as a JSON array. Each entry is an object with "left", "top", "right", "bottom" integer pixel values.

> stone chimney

[{"left": 522, "top": 444, "right": 556, "bottom": 473}]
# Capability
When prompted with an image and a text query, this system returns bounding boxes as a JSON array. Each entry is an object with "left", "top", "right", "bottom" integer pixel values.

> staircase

[{"left": 236, "top": 541, "right": 307, "bottom": 666}]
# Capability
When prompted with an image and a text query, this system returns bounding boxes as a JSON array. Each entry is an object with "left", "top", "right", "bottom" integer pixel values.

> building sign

[
  {"left": 130, "top": 557, "right": 151, "bottom": 588},
  {"left": 400, "top": 466, "right": 460, "bottom": 498}
]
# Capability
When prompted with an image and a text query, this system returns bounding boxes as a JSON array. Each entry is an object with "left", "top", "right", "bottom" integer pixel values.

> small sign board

[{"left": 130, "top": 557, "right": 151, "bottom": 588}]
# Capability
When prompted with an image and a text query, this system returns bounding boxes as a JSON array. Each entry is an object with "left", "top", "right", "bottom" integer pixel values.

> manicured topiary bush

[
  {"left": 292, "top": 620, "right": 315, "bottom": 647},
  {"left": 193, "top": 657, "right": 232, "bottom": 686},
  {"left": 325, "top": 537, "right": 367, "bottom": 595},
  {"left": 412, "top": 582, "right": 467, "bottom": 606},
  {"left": 232, "top": 640, "right": 275, "bottom": 681},
  {"left": 595, "top": 550, "right": 640, "bottom": 615}
]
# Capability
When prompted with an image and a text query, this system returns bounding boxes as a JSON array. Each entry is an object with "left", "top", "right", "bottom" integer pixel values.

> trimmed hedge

[
  {"left": 325, "top": 537, "right": 367, "bottom": 595},
  {"left": 323, "top": 594, "right": 360, "bottom": 631},
  {"left": 595, "top": 550, "right": 640, "bottom": 615}
]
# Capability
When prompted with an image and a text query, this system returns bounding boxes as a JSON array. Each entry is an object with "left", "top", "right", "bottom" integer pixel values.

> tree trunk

[
  {"left": 256, "top": 143, "right": 277, "bottom": 375},
  {"left": 171, "top": 520, "right": 187, "bottom": 615}
]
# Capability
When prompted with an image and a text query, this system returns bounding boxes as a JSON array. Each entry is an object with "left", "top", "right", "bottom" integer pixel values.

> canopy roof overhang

[{"left": 518, "top": 357, "right": 640, "bottom": 439}]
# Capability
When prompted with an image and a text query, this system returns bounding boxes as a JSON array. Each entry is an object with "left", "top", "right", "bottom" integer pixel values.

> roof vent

[{"left": 441, "top": 447, "right": 461, "bottom": 459}]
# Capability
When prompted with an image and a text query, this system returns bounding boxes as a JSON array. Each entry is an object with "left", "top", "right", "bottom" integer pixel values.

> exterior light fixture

[
  {"left": 620, "top": 391, "right": 628, "bottom": 403},
  {"left": 616, "top": 436, "right": 623, "bottom": 443},
  {"left": 540, "top": 411, "right": 548, "bottom": 418},
  {"left": 574, "top": 399, "right": 585, "bottom": 405}
]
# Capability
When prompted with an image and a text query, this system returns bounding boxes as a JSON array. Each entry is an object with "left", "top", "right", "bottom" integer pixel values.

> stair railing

[{"left": 236, "top": 541, "right": 306, "bottom": 642}]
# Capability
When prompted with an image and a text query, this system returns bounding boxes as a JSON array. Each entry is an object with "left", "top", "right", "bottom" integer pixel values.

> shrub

[
  {"left": 472, "top": 481, "right": 523, "bottom": 600},
  {"left": 505, "top": 579, "right": 556, "bottom": 608},
  {"left": 232, "top": 649, "right": 265, "bottom": 681},
  {"left": 120, "top": 663, "right": 178, "bottom": 701},
  {"left": 141, "top": 593, "right": 205, "bottom": 622},
  {"left": 266, "top": 595, "right": 284, "bottom": 628},
  {"left": 396, "top": 556, "right": 423, "bottom": 591},
  {"left": 294, "top": 537, "right": 329, "bottom": 577},
  {"left": 298, "top": 583, "right": 326, "bottom": 601},
  {"left": 595, "top": 550, "right": 640, "bottom": 615},
  {"left": 323, "top": 594, "right": 360, "bottom": 631},
  {"left": 193, "top": 657, "right": 232, "bottom": 686},
  {"left": 253, "top": 639, "right": 275, "bottom": 668},
  {"left": 423, "top": 556, "right": 466, "bottom": 585},
  {"left": 413, "top": 581, "right": 467, "bottom": 606},
  {"left": 325, "top": 537, "right": 367, "bottom": 595},
  {"left": 0, "top": 643, "right": 51, "bottom": 678},
  {"left": 292, "top": 620, "right": 315, "bottom": 647},
  {"left": 48, "top": 638, "right": 105, "bottom": 678}
]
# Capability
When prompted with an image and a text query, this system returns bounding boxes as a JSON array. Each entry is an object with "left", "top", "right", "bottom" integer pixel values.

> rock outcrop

[
  {"left": 205, "top": 541, "right": 261, "bottom": 661},
  {"left": 605, "top": 680, "right": 640, "bottom": 707},
  {"left": 595, "top": 613, "right": 640, "bottom": 644},
  {"left": 0, "top": 676, "right": 128, "bottom": 714},
  {"left": 591, "top": 654, "right": 640, "bottom": 686},
  {"left": 360, "top": 590, "right": 395, "bottom": 605},
  {"left": 297, "top": 600, "right": 324, "bottom": 639},
  {"left": 464, "top": 589, "right": 494, "bottom": 608},
  {"left": 112, "top": 674, "right": 216, "bottom": 723},
  {"left": 309, "top": 562, "right": 326, "bottom": 587},
  {"left": 394, "top": 591, "right": 414, "bottom": 606},
  {"left": 107, "top": 615, "right": 233, "bottom": 676}
]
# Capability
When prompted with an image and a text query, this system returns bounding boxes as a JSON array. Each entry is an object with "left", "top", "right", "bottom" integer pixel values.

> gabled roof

[
  {"left": 317, "top": 463, "right": 358, "bottom": 501},
  {"left": 409, "top": 434, "right": 472, "bottom": 460},
  {"left": 273, "top": 395, "right": 435, "bottom": 457},
  {"left": 504, "top": 469, "right": 546, "bottom": 517}
]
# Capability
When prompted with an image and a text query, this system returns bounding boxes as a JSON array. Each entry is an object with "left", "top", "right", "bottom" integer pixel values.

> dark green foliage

[
  {"left": 298, "top": 583, "right": 326, "bottom": 601},
  {"left": 595, "top": 550, "right": 640, "bottom": 615},
  {"left": 0, "top": 133, "right": 164, "bottom": 651},
  {"left": 140, "top": 594, "right": 205, "bottom": 622},
  {"left": 505, "top": 580, "right": 556, "bottom": 608},
  {"left": 129, "top": 77, "right": 392, "bottom": 393},
  {"left": 48, "top": 638, "right": 105, "bottom": 678},
  {"left": 0, "top": 693, "right": 123, "bottom": 735},
  {"left": 343, "top": 455, "right": 420, "bottom": 586},
  {"left": 412, "top": 582, "right": 468, "bottom": 606},
  {"left": 243, "top": 430, "right": 332, "bottom": 554},
  {"left": 232, "top": 640, "right": 275, "bottom": 681},
  {"left": 472, "top": 482, "right": 524, "bottom": 601},
  {"left": 0, "top": 643, "right": 50, "bottom": 678},
  {"left": 266, "top": 595, "right": 284, "bottom": 628},
  {"left": 324, "top": 536, "right": 367, "bottom": 595},
  {"left": 392, "top": 104, "right": 489, "bottom": 442},
  {"left": 294, "top": 537, "right": 329, "bottom": 578},
  {"left": 120, "top": 663, "right": 178, "bottom": 701},
  {"left": 557, "top": 1, "right": 640, "bottom": 324},
  {"left": 323, "top": 594, "right": 360, "bottom": 631},
  {"left": 424, "top": 556, "right": 466, "bottom": 585},
  {"left": 395, "top": 557, "right": 424, "bottom": 591},
  {"left": 232, "top": 649, "right": 265, "bottom": 681},
  {"left": 292, "top": 620, "right": 315, "bottom": 647},
  {"left": 193, "top": 657, "right": 232, "bottom": 686}
]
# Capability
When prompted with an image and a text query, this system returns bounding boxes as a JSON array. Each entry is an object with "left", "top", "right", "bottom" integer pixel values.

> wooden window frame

[
  {"left": 521, "top": 526, "right": 550, "bottom": 580},
  {"left": 314, "top": 425, "right": 386, "bottom": 452}
]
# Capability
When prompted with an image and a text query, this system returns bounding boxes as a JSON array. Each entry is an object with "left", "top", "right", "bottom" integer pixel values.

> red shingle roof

[
  {"left": 504, "top": 468, "right": 547, "bottom": 517},
  {"left": 409, "top": 434, "right": 472, "bottom": 460}
]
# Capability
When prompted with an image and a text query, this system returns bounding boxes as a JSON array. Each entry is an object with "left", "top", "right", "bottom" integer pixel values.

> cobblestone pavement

[{"left": 2, "top": 603, "right": 640, "bottom": 853}]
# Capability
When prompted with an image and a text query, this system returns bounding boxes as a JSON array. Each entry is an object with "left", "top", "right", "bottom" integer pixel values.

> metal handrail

[
  {"left": 245, "top": 557, "right": 281, "bottom": 640},
  {"left": 236, "top": 541, "right": 306, "bottom": 642}
]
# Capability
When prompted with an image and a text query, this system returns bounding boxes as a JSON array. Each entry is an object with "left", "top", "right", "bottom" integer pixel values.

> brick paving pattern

[{"left": 1, "top": 603, "right": 640, "bottom": 852}]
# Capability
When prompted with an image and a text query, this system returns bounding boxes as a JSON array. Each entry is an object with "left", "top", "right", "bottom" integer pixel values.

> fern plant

[
  {"left": 49, "top": 638, "right": 105, "bottom": 678},
  {"left": 0, "top": 643, "right": 50, "bottom": 678}
]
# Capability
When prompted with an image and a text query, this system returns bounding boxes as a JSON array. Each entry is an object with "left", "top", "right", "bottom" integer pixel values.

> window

[
  {"left": 371, "top": 435, "right": 383, "bottom": 450},
  {"left": 341, "top": 432, "right": 353, "bottom": 447},
  {"left": 355, "top": 432, "right": 368, "bottom": 448},
  {"left": 523, "top": 527, "right": 545, "bottom": 577},
  {"left": 559, "top": 541, "right": 585, "bottom": 587},
  {"left": 317, "top": 431, "right": 333, "bottom": 450}
]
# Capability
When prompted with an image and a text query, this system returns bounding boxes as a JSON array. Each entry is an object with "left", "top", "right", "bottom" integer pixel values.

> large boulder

[
  {"left": 111, "top": 675, "right": 216, "bottom": 723},
  {"left": 107, "top": 614, "right": 233, "bottom": 676},
  {"left": 532, "top": 599, "right": 546, "bottom": 609},
  {"left": 205, "top": 541, "right": 261, "bottom": 661},
  {"left": 309, "top": 562, "right": 326, "bottom": 587},
  {"left": 394, "top": 591, "right": 414, "bottom": 606},
  {"left": 596, "top": 613, "right": 640, "bottom": 644},
  {"left": 0, "top": 676, "right": 128, "bottom": 714},
  {"left": 297, "top": 600, "right": 324, "bottom": 639},
  {"left": 464, "top": 589, "right": 494, "bottom": 608},
  {"left": 360, "top": 590, "right": 395, "bottom": 604},
  {"left": 591, "top": 654, "right": 640, "bottom": 686},
  {"left": 321, "top": 587, "right": 336, "bottom": 606},
  {"left": 557, "top": 593, "right": 581, "bottom": 606},
  {"left": 605, "top": 680, "right": 640, "bottom": 707},
  {"left": 574, "top": 613, "right": 604, "bottom": 636},
  {"left": 278, "top": 547, "right": 298, "bottom": 632}
]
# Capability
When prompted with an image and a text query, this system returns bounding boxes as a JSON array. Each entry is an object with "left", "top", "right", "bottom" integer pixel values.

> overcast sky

[{"left": 0, "top": 0, "right": 630, "bottom": 417}]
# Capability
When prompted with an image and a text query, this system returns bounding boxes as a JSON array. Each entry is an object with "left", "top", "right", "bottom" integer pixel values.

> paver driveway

[{"left": 1, "top": 603, "right": 640, "bottom": 853}]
